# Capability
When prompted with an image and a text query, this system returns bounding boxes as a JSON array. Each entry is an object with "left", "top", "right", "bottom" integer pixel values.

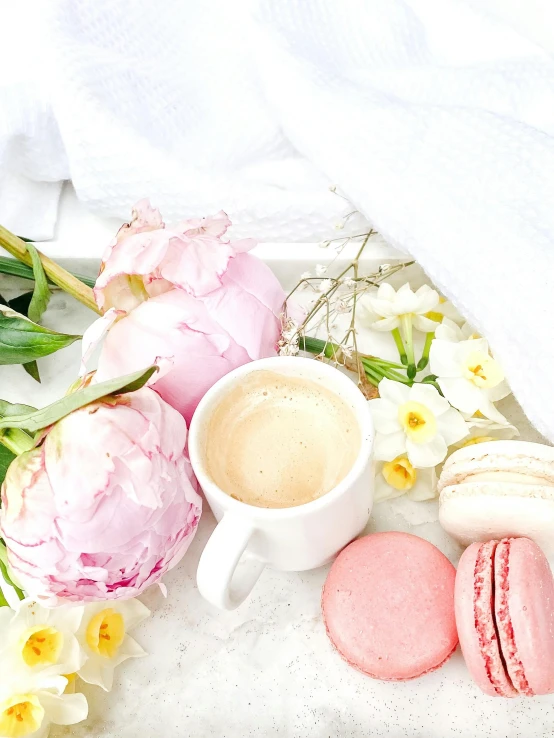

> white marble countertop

[{"left": 1, "top": 200, "right": 553, "bottom": 737}]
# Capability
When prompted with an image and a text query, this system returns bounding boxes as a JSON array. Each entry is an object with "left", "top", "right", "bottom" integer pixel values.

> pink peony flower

[
  {"left": 0, "top": 387, "right": 202, "bottom": 604},
  {"left": 91, "top": 201, "right": 286, "bottom": 423}
]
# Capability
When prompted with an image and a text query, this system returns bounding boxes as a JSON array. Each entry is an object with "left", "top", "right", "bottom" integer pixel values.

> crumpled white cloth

[{"left": 2, "top": 0, "right": 554, "bottom": 442}]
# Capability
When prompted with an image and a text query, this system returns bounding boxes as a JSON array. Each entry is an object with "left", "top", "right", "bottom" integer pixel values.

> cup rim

[{"left": 188, "top": 356, "right": 374, "bottom": 519}]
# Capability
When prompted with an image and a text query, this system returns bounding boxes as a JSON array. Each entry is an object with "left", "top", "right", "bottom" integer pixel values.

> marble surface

[{"left": 1, "top": 276, "right": 553, "bottom": 738}]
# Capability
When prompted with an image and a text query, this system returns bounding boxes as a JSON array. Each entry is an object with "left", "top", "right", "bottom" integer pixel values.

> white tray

[{"left": 1, "top": 188, "right": 549, "bottom": 738}]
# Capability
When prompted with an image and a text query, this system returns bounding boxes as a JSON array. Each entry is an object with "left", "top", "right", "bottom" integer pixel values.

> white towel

[{"left": 2, "top": 0, "right": 554, "bottom": 441}]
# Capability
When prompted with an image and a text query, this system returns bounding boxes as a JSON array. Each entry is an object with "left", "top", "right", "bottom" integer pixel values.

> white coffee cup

[{"left": 189, "top": 356, "right": 374, "bottom": 610}]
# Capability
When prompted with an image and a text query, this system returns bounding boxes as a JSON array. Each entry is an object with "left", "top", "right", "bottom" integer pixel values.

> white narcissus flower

[
  {"left": 454, "top": 416, "right": 519, "bottom": 448},
  {"left": 361, "top": 283, "right": 440, "bottom": 333},
  {"left": 0, "top": 600, "right": 85, "bottom": 679},
  {"left": 375, "top": 458, "right": 437, "bottom": 502},
  {"left": 0, "top": 673, "right": 87, "bottom": 738},
  {"left": 435, "top": 318, "right": 480, "bottom": 343},
  {"left": 430, "top": 334, "right": 510, "bottom": 423},
  {"left": 76, "top": 599, "right": 150, "bottom": 691},
  {"left": 369, "top": 379, "right": 469, "bottom": 467}
]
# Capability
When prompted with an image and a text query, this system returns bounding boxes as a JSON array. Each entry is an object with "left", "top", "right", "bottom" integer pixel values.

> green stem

[
  {"left": 417, "top": 332, "right": 435, "bottom": 371},
  {"left": 391, "top": 327, "right": 407, "bottom": 365},
  {"left": 0, "top": 225, "right": 100, "bottom": 314},
  {"left": 400, "top": 315, "right": 416, "bottom": 379},
  {"left": 0, "top": 256, "right": 96, "bottom": 288},
  {"left": 0, "top": 428, "right": 35, "bottom": 455},
  {"left": 0, "top": 587, "right": 8, "bottom": 608}
]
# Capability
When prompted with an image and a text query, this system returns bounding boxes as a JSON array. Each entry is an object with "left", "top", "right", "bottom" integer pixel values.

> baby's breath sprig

[{"left": 281, "top": 230, "right": 414, "bottom": 397}]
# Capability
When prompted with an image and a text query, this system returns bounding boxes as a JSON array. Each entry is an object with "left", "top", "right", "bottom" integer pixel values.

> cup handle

[{"left": 196, "top": 513, "right": 266, "bottom": 610}]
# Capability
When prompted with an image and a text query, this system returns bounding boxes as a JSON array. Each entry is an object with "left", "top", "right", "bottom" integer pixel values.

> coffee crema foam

[{"left": 204, "top": 370, "right": 361, "bottom": 508}]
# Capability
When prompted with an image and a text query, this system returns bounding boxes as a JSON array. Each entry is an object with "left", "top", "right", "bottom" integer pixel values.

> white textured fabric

[{"left": 2, "top": 0, "right": 554, "bottom": 442}]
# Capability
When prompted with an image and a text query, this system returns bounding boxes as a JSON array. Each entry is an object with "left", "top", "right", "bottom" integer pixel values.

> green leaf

[
  {"left": 0, "top": 256, "right": 97, "bottom": 288},
  {"left": 0, "top": 541, "right": 24, "bottom": 600},
  {"left": 0, "top": 399, "right": 38, "bottom": 417},
  {"left": 0, "top": 444, "right": 15, "bottom": 486},
  {"left": 26, "top": 242, "right": 51, "bottom": 324},
  {"left": 0, "top": 306, "right": 80, "bottom": 364},
  {"left": 0, "top": 365, "right": 157, "bottom": 433},
  {"left": 23, "top": 360, "right": 41, "bottom": 382}
]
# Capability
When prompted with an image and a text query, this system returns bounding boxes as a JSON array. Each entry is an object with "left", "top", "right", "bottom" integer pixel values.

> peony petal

[
  {"left": 80, "top": 309, "right": 123, "bottom": 376},
  {"left": 373, "top": 431, "right": 407, "bottom": 461},
  {"left": 408, "top": 383, "right": 450, "bottom": 417},
  {"left": 406, "top": 435, "right": 447, "bottom": 467},
  {"left": 436, "top": 407, "right": 470, "bottom": 446},
  {"left": 438, "top": 377, "right": 482, "bottom": 415},
  {"left": 368, "top": 398, "right": 401, "bottom": 434}
]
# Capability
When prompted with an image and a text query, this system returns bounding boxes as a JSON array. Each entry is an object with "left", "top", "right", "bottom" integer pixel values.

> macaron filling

[
  {"left": 494, "top": 540, "right": 533, "bottom": 696},
  {"left": 473, "top": 541, "right": 517, "bottom": 697}
]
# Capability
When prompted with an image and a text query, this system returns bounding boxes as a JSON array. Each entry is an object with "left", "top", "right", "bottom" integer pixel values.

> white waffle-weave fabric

[{"left": 2, "top": 0, "right": 554, "bottom": 440}]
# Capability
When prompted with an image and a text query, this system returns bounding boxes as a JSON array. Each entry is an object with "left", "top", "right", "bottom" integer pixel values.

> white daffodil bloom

[
  {"left": 430, "top": 335, "right": 510, "bottom": 423},
  {"left": 426, "top": 297, "right": 464, "bottom": 325},
  {"left": 369, "top": 378, "right": 469, "bottom": 468},
  {"left": 454, "top": 416, "right": 519, "bottom": 448},
  {"left": 375, "top": 458, "right": 437, "bottom": 502},
  {"left": 361, "top": 283, "right": 440, "bottom": 333},
  {"left": 0, "top": 672, "right": 87, "bottom": 738},
  {"left": 76, "top": 599, "right": 150, "bottom": 691},
  {"left": 435, "top": 318, "right": 480, "bottom": 343},
  {"left": 0, "top": 601, "right": 85, "bottom": 679}
]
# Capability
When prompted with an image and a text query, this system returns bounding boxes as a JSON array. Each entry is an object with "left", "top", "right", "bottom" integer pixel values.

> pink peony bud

[
  {"left": 0, "top": 387, "right": 202, "bottom": 604},
  {"left": 91, "top": 201, "right": 286, "bottom": 423}
]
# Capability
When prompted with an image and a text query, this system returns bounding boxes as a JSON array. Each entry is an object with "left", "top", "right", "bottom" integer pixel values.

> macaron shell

[
  {"left": 439, "top": 486, "right": 554, "bottom": 554},
  {"left": 495, "top": 537, "right": 554, "bottom": 696},
  {"left": 322, "top": 532, "right": 458, "bottom": 681},
  {"left": 454, "top": 541, "right": 516, "bottom": 697},
  {"left": 439, "top": 441, "right": 554, "bottom": 491}
]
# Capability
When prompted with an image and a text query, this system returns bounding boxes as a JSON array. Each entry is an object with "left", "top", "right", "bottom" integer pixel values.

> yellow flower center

[
  {"left": 21, "top": 626, "right": 63, "bottom": 668},
  {"left": 0, "top": 695, "right": 44, "bottom": 738},
  {"left": 398, "top": 401, "right": 437, "bottom": 443},
  {"left": 382, "top": 456, "right": 417, "bottom": 490},
  {"left": 86, "top": 609, "right": 125, "bottom": 658},
  {"left": 462, "top": 436, "right": 497, "bottom": 447},
  {"left": 463, "top": 351, "right": 503, "bottom": 389},
  {"left": 425, "top": 310, "right": 444, "bottom": 323}
]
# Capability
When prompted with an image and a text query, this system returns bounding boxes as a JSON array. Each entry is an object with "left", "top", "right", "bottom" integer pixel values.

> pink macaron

[
  {"left": 455, "top": 537, "right": 554, "bottom": 696},
  {"left": 322, "top": 532, "right": 458, "bottom": 680}
]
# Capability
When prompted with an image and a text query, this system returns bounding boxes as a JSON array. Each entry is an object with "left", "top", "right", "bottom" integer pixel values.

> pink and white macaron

[{"left": 455, "top": 537, "right": 554, "bottom": 696}]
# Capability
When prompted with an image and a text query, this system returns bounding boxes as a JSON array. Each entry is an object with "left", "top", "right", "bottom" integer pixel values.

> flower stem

[
  {"left": 0, "top": 225, "right": 101, "bottom": 315},
  {"left": 0, "top": 587, "right": 8, "bottom": 608},
  {"left": 0, "top": 428, "right": 35, "bottom": 455},
  {"left": 391, "top": 328, "right": 407, "bottom": 365},
  {"left": 417, "top": 332, "right": 435, "bottom": 371},
  {"left": 400, "top": 315, "right": 416, "bottom": 379},
  {"left": 0, "top": 543, "right": 24, "bottom": 601}
]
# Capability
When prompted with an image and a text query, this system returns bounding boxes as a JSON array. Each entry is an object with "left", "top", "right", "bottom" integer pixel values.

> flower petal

[
  {"left": 477, "top": 397, "right": 510, "bottom": 424},
  {"left": 415, "top": 285, "right": 440, "bottom": 313},
  {"left": 377, "top": 378, "right": 411, "bottom": 406},
  {"left": 368, "top": 398, "right": 401, "bottom": 435},
  {"left": 429, "top": 340, "right": 462, "bottom": 377},
  {"left": 438, "top": 377, "right": 482, "bottom": 415},
  {"left": 436, "top": 407, "right": 470, "bottom": 446},
  {"left": 412, "top": 315, "right": 440, "bottom": 333},
  {"left": 373, "top": 431, "right": 407, "bottom": 461},
  {"left": 406, "top": 467, "right": 437, "bottom": 501},
  {"left": 370, "top": 316, "right": 400, "bottom": 331},
  {"left": 374, "top": 472, "right": 405, "bottom": 502},
  {"left": 118, "top": 598, "right": 150, "bottom": 631},
  {"left": 406, "top": 435, "right": 447, "bottom": 467},
  {"left": 487, "top": 379, "right": 511, "bottom": 403},
  {"left": 409, "top": 383, "right": 450, "bottom": 417},
  {"left": 39, "top": 691, "right": 88, "bottom": 726}
]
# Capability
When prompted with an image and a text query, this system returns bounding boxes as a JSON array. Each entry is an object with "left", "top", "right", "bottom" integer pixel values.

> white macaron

[{"left": 438, "top": 440, "right": 554, "bottom": 553}]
